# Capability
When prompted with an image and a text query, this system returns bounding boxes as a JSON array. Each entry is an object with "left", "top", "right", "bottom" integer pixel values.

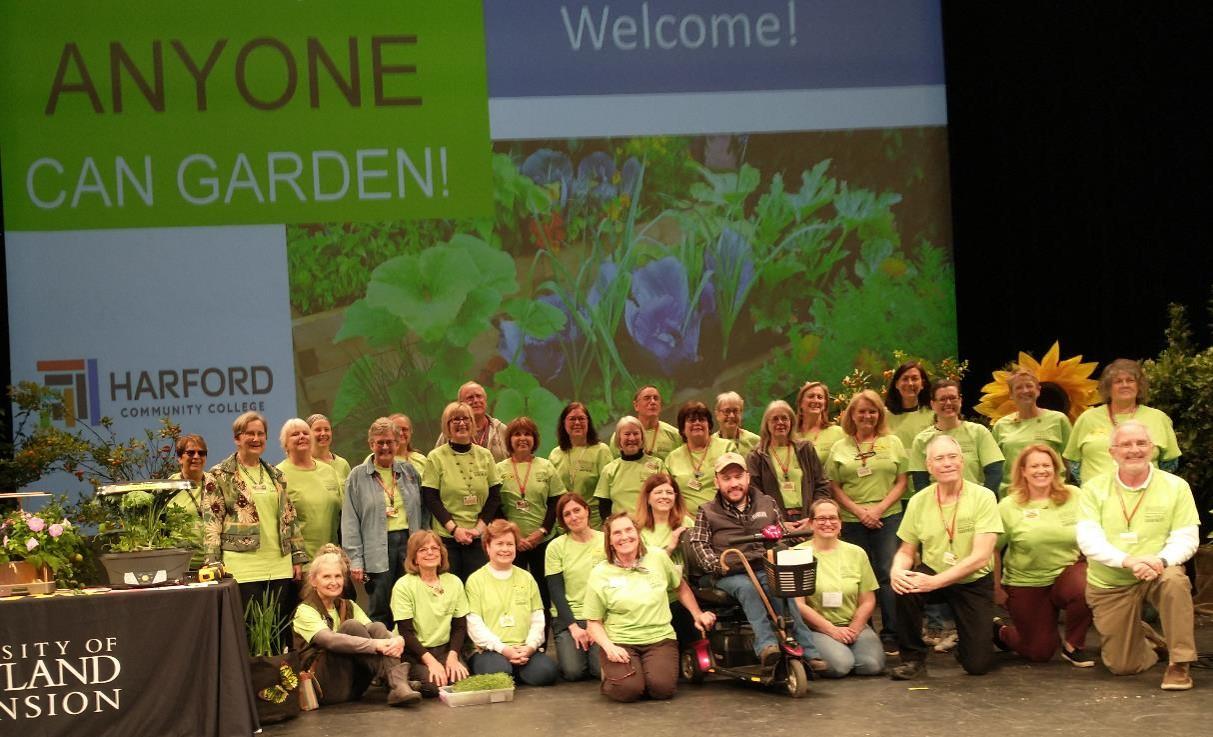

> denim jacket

[
  {"left": 342, "top": 458, "right": 430, "bottom": 573},
  {"left": 203, "top": 453, "right": 308, "bottom": 565}
]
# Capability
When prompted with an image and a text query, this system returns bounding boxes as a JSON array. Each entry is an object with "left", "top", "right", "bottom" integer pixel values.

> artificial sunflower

[{"left": 974, "top": 342, "right": 1099, "bottom": 424}]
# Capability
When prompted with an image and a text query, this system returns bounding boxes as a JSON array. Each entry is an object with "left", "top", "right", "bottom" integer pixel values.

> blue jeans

[
  {"left": 365, "top": 529, "right": 408, "bottom": 628},
  {"left": 553, "top": 624, "right": 602, "bottom": 681},
  {"left": 469, "top": 650, "right": 559, "bottom": 686},
  {"left": 842, "top": 513, "right": 902, "bottom": 638},
  {"left": 810, "top": 627, "right": 887, "bottom": 677},
  {"left": 712, "top": 569, "right": 820, "bottom": 659}
]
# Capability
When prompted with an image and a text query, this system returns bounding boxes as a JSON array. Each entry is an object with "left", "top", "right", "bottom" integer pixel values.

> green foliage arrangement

[
  {"left": 1142, "top": 300, "right": 1213, "bottom": 534},
  {"left": 450, "top": 672, "right": 514, "bottom": 693},
  {"left": 246, "top": 588, "right": 291, "bottom": 657}
]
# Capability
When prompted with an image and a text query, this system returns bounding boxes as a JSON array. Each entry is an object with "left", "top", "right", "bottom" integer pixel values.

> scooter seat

[{"left": 695, "top": 587, "right": 738, "bottom": 607}]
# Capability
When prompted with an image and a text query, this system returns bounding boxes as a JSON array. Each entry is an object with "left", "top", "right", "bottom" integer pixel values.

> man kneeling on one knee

[
  {"left": 889, "top": 435, "right": 1003, "bottom": 679},
  {"left": 1077, "top": 421, "right": 1199, "bottom": 691}
]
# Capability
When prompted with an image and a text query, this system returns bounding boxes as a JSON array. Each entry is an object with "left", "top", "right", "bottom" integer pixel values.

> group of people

[{"left": 165, "top": 358, "right": 1198, "bottom": 706}]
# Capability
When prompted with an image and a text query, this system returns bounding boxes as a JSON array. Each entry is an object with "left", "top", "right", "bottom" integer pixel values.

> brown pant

[
  {"left": 1085, "top": 566, "right": 1196, "bottom": 675},
  {"left": 404, "top": 643, "right": 464, "bottom": 695},
  {"left": 598, "top": 639, "right": 678, "bottom": 702},
  {"left": 312, "top": 620, "right": 396, "bottom": 704},
  {"left": 1002, "top": 561, "right": 1093, "bottom": 661}
]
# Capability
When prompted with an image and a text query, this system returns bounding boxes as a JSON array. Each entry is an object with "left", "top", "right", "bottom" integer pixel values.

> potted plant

[
  {"left": 0, "top": 496, "right": 87, "bottom": 593},
  {"left": 86, "top": 479, "right": 202, "bottom": 586},
  {"left": 245, "top": 588, "right": 301, "bottom": 724}
]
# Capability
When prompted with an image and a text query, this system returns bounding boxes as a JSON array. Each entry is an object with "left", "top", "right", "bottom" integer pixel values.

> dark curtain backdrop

[{"left": 2, "top": 4, "right": 1212, "bottom": 434}]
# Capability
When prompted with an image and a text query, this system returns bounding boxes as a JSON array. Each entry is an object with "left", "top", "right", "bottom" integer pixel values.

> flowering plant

[{"left": 0, "top": 497, "right": 86, "bottom": 575}]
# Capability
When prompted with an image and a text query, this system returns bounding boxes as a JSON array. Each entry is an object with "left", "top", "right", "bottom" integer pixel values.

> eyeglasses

[
  {"left": 449, "top": 417, "right": 472, "bottom": 426},
  {"left": 182, "top": 450, "right": 207, "bottom": 458},
  {"left": 1114, "top": 440, "right": 1152, "bottom": 449},
  {"left": 813, "top": 516, "right": 841, "bottom": 523},
  {"left": 718, "top": 408, "right": 741, "bottom": 416}
]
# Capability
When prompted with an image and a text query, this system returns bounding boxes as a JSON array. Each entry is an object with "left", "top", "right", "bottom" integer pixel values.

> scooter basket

[{"left": 762, "top": 556, "right": 817, "bottom": 598}]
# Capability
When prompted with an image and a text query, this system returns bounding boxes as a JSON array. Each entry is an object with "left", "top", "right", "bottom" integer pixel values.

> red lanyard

[
  {"left": 510, "top": 457, "right": 533, "bottom": 498},
  {"left": 774, "top": 444, "right": 794, "bottom": 480},
  {"left": 936, "top": 487, "right": 962, "bottom": 545},
  {"left": 852, "top": 436, "right": 876, "bottom": 466},
  {"left": 1116, "top": 483, "right": 1149, "bottom": 527},
  {"left": 374, "top": 467, "right": 396, "bottom": 505}
]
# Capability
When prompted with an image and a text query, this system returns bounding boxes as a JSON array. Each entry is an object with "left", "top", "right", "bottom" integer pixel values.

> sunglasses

[{"left": 182, "top": 450, "right": 208, "bottom": 458}]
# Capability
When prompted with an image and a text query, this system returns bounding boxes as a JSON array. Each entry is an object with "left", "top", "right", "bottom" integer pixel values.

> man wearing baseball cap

[{"left": 687, "top": 452, "right": 826, "bottom": 669}]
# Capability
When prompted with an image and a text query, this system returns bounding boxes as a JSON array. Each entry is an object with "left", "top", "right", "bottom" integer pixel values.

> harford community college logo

[
  {"left": 36, "top": 359, "right": 101, "bottom": 427},
  {"left": 36, "top": 358, "right": 275, "bottom": 421}
]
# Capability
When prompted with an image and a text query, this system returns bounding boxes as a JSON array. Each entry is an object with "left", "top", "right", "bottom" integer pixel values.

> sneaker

[
  {"left": 806, "top": 658, "right": 829, "bottom": 673},
  {"left": 933, "top": 630, "right": 958, "bottom": 653},
  {"left": 922, "top": 627, "right": 942, "bottom": 646},
  {"left": 759, "top": 644, "right": 781, "bottom": 667},
  {"left": 1161, "top": 662, "right": 1193, "bottom": 691},
  {"left": 1059, "top": 645, "right": 1095, "bottom": 668},
  {"left": 881, "top": 635, "right": 900, "bottom": 657},
  {"left": 992, "top": 617, "right": 1010, "bottom": 652},
  {"left": 890, "top": 660, "right": 927, "bottom": 680}
]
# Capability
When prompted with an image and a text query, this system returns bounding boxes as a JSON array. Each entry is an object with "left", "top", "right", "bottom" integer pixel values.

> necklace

[{"left": 239, "top": 463, "right": 266, "bottom": 490}]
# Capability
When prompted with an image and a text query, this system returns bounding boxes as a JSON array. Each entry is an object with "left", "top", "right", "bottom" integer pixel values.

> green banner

[{"left": 0, "top": 0, "right": 492, "bottom": 230}]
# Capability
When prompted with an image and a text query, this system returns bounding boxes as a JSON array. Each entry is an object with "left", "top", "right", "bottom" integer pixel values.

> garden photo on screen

[{"left": 287, "top": 129, "right": 956, "bottom": 460}]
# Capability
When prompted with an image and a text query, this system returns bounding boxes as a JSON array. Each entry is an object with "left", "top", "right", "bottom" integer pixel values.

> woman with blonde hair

[
  {"left": 292, "top": 544, "right": 420, "bottom": 706},
  {"left": 793, "top": 381, "right": 845, "bottom": 463},
  {"left": 993, "top": 444, "right": 1093, "bottom": 666},
  {"left": 824, "top": 390, "right": 908, "bottom": 655},
  {"left": 307, "top": 413, "right": 351, "bottom": 487},
  {"left": 390, "top": 531, "right": 470, "bottom": 695}
]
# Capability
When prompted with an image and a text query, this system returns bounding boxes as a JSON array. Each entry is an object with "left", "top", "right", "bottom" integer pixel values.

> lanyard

[
  {"left": 1116, "top": 483, "right": 1149, "bottom": 528},
  {"left": 774, "top": 444, "right": 794, "bottom": 480},
  {"left": 475, "top": 419, "right": 491, "bottom": 448},
  {"left": 510, "top": 457, "right": 534, "bottom": 499},
  {"left": 688, "top": 444, "right": 709, "bottom": 477},
  {"left": 644, "top": 425, "right": 658, "bottom": 455},
  {"left": 1106, "top": 404, "right": 1135, "bottom": 427},
  {"left": 936, "top": 487, "right": 962, "bottom": 547},
  {"left": 374, "top": 466, "right": 396, "bottom": 506},
  {"left": 852, "top": 436, "right": 876, "bottom": 466}
]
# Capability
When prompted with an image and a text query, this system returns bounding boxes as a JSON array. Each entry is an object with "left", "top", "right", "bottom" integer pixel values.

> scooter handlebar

[{"left": 723, "top": 524, "right": 813, "bottom": 546}]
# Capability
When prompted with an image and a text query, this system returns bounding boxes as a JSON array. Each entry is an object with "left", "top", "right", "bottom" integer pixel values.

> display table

[{"left": 0, "top": 577, "right": 258, "bottom": 737}]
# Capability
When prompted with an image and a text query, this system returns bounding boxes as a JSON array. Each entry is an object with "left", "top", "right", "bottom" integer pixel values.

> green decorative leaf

[
  {"left": 335, "top": 299, "right": 406, "bottom": 348},
  {"left": 366, "top": 250, "right": 476, "bottom": 343},
  {"left": 493, "top": 388, "right": 526, "bottom": 424},
  {"left": 331, "top": 356, "right": 379, "bottom": 423},
  {"left": 503, "top": 297, "right": 567, "bottom": 339},
  {"left": 449, "top": 234, "right": 519, "bottom": 296},
  {"left": 445, "top": 287, "right": 502, "bottom": 347},
  {"left": 493, "top": 364, "right": 540, "bottom": 395}
]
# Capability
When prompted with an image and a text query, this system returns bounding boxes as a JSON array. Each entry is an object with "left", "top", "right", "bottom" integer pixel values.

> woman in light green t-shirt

[
  {"left": 390, "top": 413, "right": 429, "bottom": 476},
  {"left": 990, "top": 370, "right": 1072, "bottom": 497},
  {"left": 793, "top": 380, "right": 845, "bottom": 464},
  {"left": 664, "top": 401, "right": 730, "bottom": 514},
  {"left": 884, "top": 360, "right": 935, "bottom": 452},
  {"left": 307, "top": 413, "right": 352, "bottom": 489},
  {"left": 594, "top": 415, "right": 665, "bottom": 521},
  {"left": 391, "top": 531, "right": 470, "bottom": 695},
  {"left": 794, "top": 499, "right": 886, "bottom": 678},
  {"left": 993, "top": 444, "right": 1093, "bottom": 667},
  {"left": 545, "top": 494, "right": 606, "bottom": 681},
  {"left": 635, "top": 473, "right": 698, "bottom": 645},
  {"left": 550, "top": 402, "right": 614, "bottom": 531},
  {"left": 583, "top": 513, "right": 714, "bottom": 702},
  {"left": 278, "top": 418, "right": 343, "bottom": 567}
]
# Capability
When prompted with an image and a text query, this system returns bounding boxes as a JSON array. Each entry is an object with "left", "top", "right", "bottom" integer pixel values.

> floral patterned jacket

[{"left": 203, "top": 453, "right": 308, "bottom": 565}]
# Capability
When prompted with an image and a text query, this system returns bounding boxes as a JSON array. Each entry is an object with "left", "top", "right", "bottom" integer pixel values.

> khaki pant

[{"left": 1085, "top": 566, "right": 1196, "bottom": 675}]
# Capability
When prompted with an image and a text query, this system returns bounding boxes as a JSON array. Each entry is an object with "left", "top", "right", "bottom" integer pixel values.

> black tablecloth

[{"left": 0, "top": 578, "right": 258, "bottom": 737}]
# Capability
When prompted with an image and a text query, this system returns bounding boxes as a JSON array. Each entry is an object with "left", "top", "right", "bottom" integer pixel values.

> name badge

[
  {"left": 515, "top": 499, "right": 530, "bottom": 512},
  {"left": 942, "top": 551, "right": 959, "bottom": 566},
  {"left": 780, "top": 480, "right": 796, "bottom": 494},
  {"left": 856, "top": 465, "right": 873, "bottom": 478},
  {"left": 578, "top": 461, "right": 596, "bottom": 471},
  {"left": 499, "top": 614, "right": 515, "bottom": 628},
  {"left": 821, "top": 591, "right": 844, "bottom": 608},
  {"left": 462, "top": 494, "right": 479, "bottom": 506},
  {"left": 1119, "top": 531, "right": 1138, "bottom": 544},
  {"left": 645, "top": 460, "right": 661, "bottom": 472},
  {"left": 1022, "top": 508, "right": 1041, "bottom": 520},
  {"left": 687, "top": 477, "right": 703, "bottom": 491},
  {"left": 385, "top": 507, "right": 399, "bottom": 518}
]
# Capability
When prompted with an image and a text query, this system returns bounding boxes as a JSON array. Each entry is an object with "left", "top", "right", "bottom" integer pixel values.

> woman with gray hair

[
  {"left": 1063, "top": 358, "right": 1181, "bottom": 484},
  {"left": 711, "top": 391, "right": 760, "bottom": 456},
  {"left": 593, "top": 415, "right": 666, "bottom": 521},
  {"left": 278, "top": 418, "right": 343, "bottom": 569},
  {"left": 343, "top": 417, "right": 429, "bottom": 626},
  {"left": 746, "top": 400, "right": 829, "bottom": 531}
]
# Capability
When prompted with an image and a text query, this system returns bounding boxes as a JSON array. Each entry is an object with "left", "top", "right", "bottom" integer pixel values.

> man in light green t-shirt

[
  {"left": 889, "top": 435, "right": 1003, "bottom": 680},
  {"left": 1076, "top": 421, "right": 1198, "bottom": 691}
]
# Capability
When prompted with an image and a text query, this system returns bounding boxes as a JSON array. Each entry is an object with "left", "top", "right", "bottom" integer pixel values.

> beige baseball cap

[{"left": 713, "top": 452, "right": 747, "bottom": 474}]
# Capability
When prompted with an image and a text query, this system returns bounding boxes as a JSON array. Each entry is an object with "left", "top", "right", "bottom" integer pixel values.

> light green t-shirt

[
  {"left": 544, "top": 530, "right": 607, "bottom": 620},
  {"left": 1063, "top": 405, "right": 1181, "bottom": 482},
  {"left": 376, "top": 465, "right": 409, "bottom": 532},
  {"left": 991, "top": 409, "right": 1072, "bottom": 496},
  {"left": 826, "top": 433, "right": 909, "bottom": 522},
  {"left": 167, "top": 472, "right": 207, "bottom": 567},
  {"left": 397, "top": 450, "right": 429, "bottom": 478},
  {"left": 464, "top": 565, "right": 543, "bottom": 647},
  {"left": 317, "top": 453, "right": 352, "bottom": 489},
  {"left": 1081, "top": 469, "right": 1199, "bottom": 589},
  {"left": 793, "top": 540, "right": 878, "bottom": 626},
  {"left": 898, "top": 480, "right": 1003, "bottom": 584},
  {"left": 664, "top": 437, "right": 730, "bottom": 514},
  {"left": 390, "top": 572, "right": 469, "bottom": 647},
  {"left": 498, "top": 456, "right": 566, "bottom": 536},
  {"left": 549, "top": 443, "right": 613, "bottom": 530},
  {"left": 763, "top": 443, "right": 804, "bottom": 510},
  {"left": 609, "top": 421, "right": 681, "bottom": 460},
  {"left": 794, "top": 424, "right": 846, "bottom": 465},
  {"left": 593, "top": 455, "right": 665, "bottom": 516},
  {"left": 224, "top": 487, "right": 293, "bottom": 583},
  {"left": 712, "top": 428, "right": 761, "bottom": 457},
  {"left": 640, "top": 515, "right": 696, "bottom": 568},
  {"left": 886, "top": 406, "right": 934, "bottom": 453},
  {"left": 422, "top": 444, "right": 500, "bottom": 537},
  {"left": 293, "top": 600, "right": 371, "bottom": 644},
  {"left": 582, "top": 551, "right": 681, "bottom": 645},
  {"left": 278, "top": 459, "right": 343, "bottom": 562},
  {"left": 909, "top": 422, "right": 1005, "bottom": 486},
  {"left": 997, "top": 488, "right": 1082, "bottom": 587}
]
